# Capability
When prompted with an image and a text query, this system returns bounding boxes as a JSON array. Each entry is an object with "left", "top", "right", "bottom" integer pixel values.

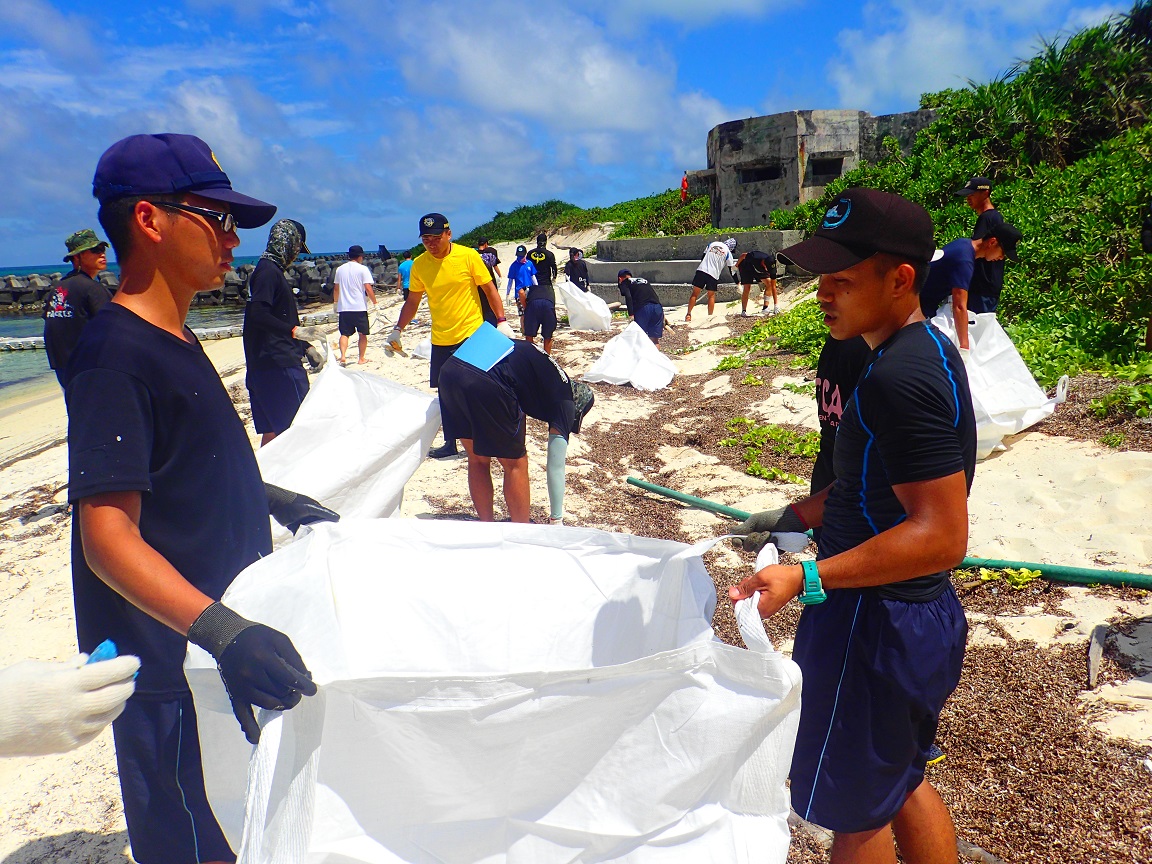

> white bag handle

[{"left": 734, "top": 594, "right": 774, "bottom": 654}]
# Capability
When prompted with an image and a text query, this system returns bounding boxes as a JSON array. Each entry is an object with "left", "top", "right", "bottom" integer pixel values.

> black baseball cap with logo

[
  {"left": 418, "top": 213, "right": 449, "bottom": 236},
  {"left": 778, "top": 188, "right": 940, "bottom": 274},
  {"left": 980, "top": 220, "right": 1023, "bottom": 261},
  {"left": 955, "top": 176, "right": 993, "bottom": 196}
]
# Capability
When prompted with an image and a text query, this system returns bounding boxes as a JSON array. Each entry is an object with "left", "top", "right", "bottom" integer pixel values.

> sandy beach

[{"left": 2, "top": 233, "right": 1151, "bottom": 863}]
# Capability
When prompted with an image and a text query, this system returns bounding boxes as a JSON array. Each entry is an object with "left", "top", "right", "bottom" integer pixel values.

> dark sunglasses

[{"left": 155, "top": 201, "right": 237, "bottom": 233}]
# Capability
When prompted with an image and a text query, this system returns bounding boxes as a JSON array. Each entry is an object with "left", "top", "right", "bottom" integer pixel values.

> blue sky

[{"left": 0, "top": 0, "right": 1126, "bottom": 267}]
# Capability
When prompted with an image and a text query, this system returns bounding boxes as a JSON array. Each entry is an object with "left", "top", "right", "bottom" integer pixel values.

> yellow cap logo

[{"left": 210, "top": 150, "right": 222, "bottom": 170}]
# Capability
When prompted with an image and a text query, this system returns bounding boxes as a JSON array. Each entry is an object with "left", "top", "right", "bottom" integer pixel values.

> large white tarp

[
  {"left": 583, "top": 321, "right": 677, "bottom": 391},
  {"left": 186, "top": 520, "right": 802, "bottom": 863}
]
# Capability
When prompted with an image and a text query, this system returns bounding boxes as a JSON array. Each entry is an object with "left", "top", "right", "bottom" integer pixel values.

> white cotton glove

[
  {"left": 496, "top": 320, "right": 516, "bottom": 339},
  {"left": 386, "top": 327, "right": 403, "bottom": 352},
  {"left": 293, "top": 325, "right": 326, "bottom": 343},
  {"left": 958, "top": 347, "right": 972, "bottom": 364},
  {"left": 0, "top": 654, "right": 140, "bottom": 757}
]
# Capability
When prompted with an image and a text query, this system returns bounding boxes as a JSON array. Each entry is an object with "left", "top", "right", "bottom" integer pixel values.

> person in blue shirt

[
  {"left": 397, "top": 250, "right": 414, "bottom": 299},
  {"left": 506, "top": 245, "right": 538, "bottom": 318}
]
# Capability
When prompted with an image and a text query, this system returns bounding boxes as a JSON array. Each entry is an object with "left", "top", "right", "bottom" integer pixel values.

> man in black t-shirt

[
  {"left": 527, "top": 232, "right": 558, "bottom": 289},
  {"left": 520, "top": 256, "right": 559, "bottom": 354},
  {"left": 736, "top": 249, "right": 779, "bottom": 316},
  {"left": 731, "top": 188, "right": 975, "bottom": 862},
  {"left": 43, "top": 228, "right": 112, "bottom": 388},
  {"left": 617, "top": 269, "right": 665, "bottom": 345},
  {"left": 477, "top": 237, "right": 502, "bottom": 287},
  {"left": 70, "top": 133, "right": 333, "bottom": 864},
  {"left": 564, "top": 247, "right": 590, "bottom": 292},
  {"left": 437, "top": 336, "right": 592, "bottom": 524},
  {"left": 243, "top": 218, "right": 325, "bottom": 445},
  {"left": 956, "top": 175, "right": 1005, "bottom": 313}
]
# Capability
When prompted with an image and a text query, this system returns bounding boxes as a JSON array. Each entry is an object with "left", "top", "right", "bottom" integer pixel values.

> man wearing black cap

[
  {"left": 730, "top": 188, "right": 975, "bottom": 864},
  {"left": 617, "top": 269, "right": 665, "bottom": 345},
  {"left": 42, "top": 228, "right": 113, "bottom": 388},
  {"left": 243, "top": 218, "right": 324, "bottom": 444},
  {"left": 919, "top": 219, "right": 1023, "bottom": 350},
  {"left": 387, "top": 213, "right": 515, "bottom": 458},
  {"left": 477, "top": 237, "right": 502, "bottom": 287},
  {"left": 565, "top": 247, "right": 590, "bottom": 292},
  {"left": 333, "top": 244, "right": 377, "bottom": 365},
  {"left": 70, "top": 133, "right": 333, "bottom": 864},
  {"left": 956, "top": 175, "right": 1008, "bottom": 314},
  {"left": 528, "top": 232, "right": 558, "bottom": 293}
]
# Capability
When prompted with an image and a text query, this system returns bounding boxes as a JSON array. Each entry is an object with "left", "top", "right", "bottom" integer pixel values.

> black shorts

[
  {"left": 738, "top": 260, "right": 773, "bottom": 284},
  {"left": 437, "top": 356, "right": 526, "bottom": 459},
  {"left": 429, "top": 340, "right": 464, "bottom": 388},
  {"left": 338, "top": 310, "right": 370, "bottom": 336},
  {"left": 789, "top": 585, "right": 967, "bottom": 833},
  {"left": 112, "top": 695, "right": 235, "bottom": 864},
  {"left": 246, "top": 364, "right": 309, "bottom": 435},
  {"left": 691, "top": 270, "right": 719, "bottom": 292},
  {"left": 523, "top": 298, "right": 557, "bottom": 340}
]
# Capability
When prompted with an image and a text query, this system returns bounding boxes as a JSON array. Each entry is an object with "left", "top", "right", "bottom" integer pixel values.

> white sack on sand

[
  {"left": 557, "top": 278, "right": 612, "bottom": 331},
  {"left": 583, "top": 321, "right": 676, "bottom": 391}
]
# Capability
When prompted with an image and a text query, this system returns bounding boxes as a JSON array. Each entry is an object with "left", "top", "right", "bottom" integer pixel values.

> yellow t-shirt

[{"left": 409, "top": 244, "right": 494, "bottom": 346}]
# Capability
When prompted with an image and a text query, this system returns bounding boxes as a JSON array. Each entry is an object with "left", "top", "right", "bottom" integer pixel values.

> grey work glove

[
  {"left": 293, "top": 325, "right": 326, "bottom": 344},
  {"left": 265, "top": 483, "right": 339, "bottom": 534},
  {"left": 188, "top": 602, "right": 317, "bottom": 745},
  {"left": 304, "top": 345, "right": 325, "bottom": 371},
  {"left": 730, "top": 503, "right": 808, "bottom": 554},
  {"left": 0, "top": 654, "right": 140, "bottom": 757}
]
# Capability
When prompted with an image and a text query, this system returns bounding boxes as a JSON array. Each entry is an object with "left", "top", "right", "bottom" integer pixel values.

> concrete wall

[
  {"left": 687, "top": 107, "right": 936, "bottom": 230},
  {"left": 596, "top": 229, "right": 802, "bottom": 262}
]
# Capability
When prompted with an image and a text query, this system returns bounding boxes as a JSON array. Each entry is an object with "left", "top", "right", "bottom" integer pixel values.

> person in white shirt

[
  {"left": 685, "top": 237, "right": 738, "bottom": 321},
  {"left": 333, "top": 244, "right": 377, "bottom": 364}
]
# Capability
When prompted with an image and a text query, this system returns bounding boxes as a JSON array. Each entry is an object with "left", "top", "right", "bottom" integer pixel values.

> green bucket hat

[{"left": 64, "top": 228, "right": 109, "bottom": 262}]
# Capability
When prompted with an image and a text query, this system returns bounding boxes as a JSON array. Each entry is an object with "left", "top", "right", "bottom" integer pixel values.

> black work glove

[
  {"left": 265, "top": 483, "right": 339, "bottom": 534},
  {"left": 188, "top": 602, "right": 317, "bottom": 745},
  {"left": 730, "top": 503, "right": 808, "bottom": 554}
]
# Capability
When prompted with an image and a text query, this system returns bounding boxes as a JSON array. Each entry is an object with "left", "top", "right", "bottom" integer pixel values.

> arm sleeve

[
  {"left": 245, "top": 301, "right": 295, "bottom": 339},
  {"left": 857, "top": 364, "right": 967, "bottom": 487},
  {"left": 66, "top": 369, "right": 154, "bottom": 500}
]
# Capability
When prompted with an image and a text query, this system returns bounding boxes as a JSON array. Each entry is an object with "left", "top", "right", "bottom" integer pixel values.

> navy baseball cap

[
  {"left": 348, "top": 244, "right": 364, "bottom": 258},
  {"left": 418, "top": 213, "right": 449, "bottom": 236},
  {"left": 778, "top": 188, "right": 939, "bottom": 274},
  {"left": 982, "top": 220, "right": 1023, "bottom": 261},
  {"left": 955, "top": 176, "right": 992, "bottom": 196},
  {"left": 92, "top": 133, "right": 276, "bottom": 229},
  {"left": 617, "top": 268, "right": 632, "bottom": 278}
]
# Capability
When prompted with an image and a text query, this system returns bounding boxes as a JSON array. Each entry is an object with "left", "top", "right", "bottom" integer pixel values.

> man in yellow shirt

[{"left": 388, "top": 213, "right": 514, "bottom": 458}]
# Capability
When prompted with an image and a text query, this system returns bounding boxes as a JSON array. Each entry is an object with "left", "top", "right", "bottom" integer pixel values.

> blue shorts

[
  {"left": 437, "top": 356, "right": 526, "bottom": 459},
  {"left": 789, "top": 584, "right": 967, "bottom": 833},
  {"left": 246, "top": 364, "right": 309, "bottom": 435},
  {"left": 523, "top": 298, "right": 557, "bottom": 340},
  {"left": 634, "top": 302, "right": 664, "bottom": 340},
  {"left": 112, "top": 695, "right": 234, "bottom": 863}
]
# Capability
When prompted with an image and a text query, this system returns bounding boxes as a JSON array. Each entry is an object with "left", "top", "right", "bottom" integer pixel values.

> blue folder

[{"left": 453, "top": 322, "right": 514, "bottom": 372}]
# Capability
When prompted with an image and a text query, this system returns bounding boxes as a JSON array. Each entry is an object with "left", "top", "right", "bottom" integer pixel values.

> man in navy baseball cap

[
  {"left": 92, "top": 133, "right": 277, "bottom": 228},
  {"left": 66, "top": 134, "right": 325, "bottom": 863}
]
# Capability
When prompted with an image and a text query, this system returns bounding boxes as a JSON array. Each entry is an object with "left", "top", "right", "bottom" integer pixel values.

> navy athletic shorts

[
  {"left": 246, "top": 364, "right": 309, "bottom": 435},
  {"left": 338, "top": 310, "right": 370, "bottom": 336},
  {"left": 738, "top": 259, "right": 773, "bottom": 284},
  {"left": 788, "top": 584, "right": 967, "bottom": 834},
  {"left": 437, "top": 355, "right": 526, "bottom": 459},
  {"left": 429, "top": 341, "right": 464, "bottom": 388},
  {"left": 523, "top": 298, "right": 557, "bottom": 340},
  {"left": 691, "top": 270, "right": 719, "bottom": 292},
  {"left": 112, "top": 695, "right": 235, "bottom": 864},
  {"left": 634, "top": 302, "right": 664, "bottom": 340}
]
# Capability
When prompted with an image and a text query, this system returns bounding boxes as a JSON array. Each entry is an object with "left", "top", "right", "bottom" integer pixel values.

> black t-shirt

[
  {"left": 478, "top": 246, "right": 501, "bottom": 283},
  {"left": 527, "top": 247, "right": 558, "bottom": 286},
  {"left": 821, "top": 322, "right": 976, "bottom": 602},
  {"left": 969, "top": 209, "right": 1005, "bottom": 313},
  {"left": 919, "top": 238, "right": 975, "bottom": 318},
  {"left": 737, "top": 250, "right": 776, "bottom": 282},
  {"left": 66, "top": 304, "right": 271, "bottom": 697},
  {"left": 565, "top": 258, "right": 590, "bottom": 291},
  {"left": 812, "top": 335, "right": 872, "bottom": 494},
  {"left": 43, "top": 270, "right": 112, "bottom": 372},
  {"left": 490, "top": 341, "right": 576, "bottom": 439},
  {"left": 526, "top": 281, "right": 556, "bottom": 305},
  {"left": 619, "top": 277, "right": 661, "bottom": 316},
  {"left": 243, "top": 257, "right": 304, "bottom": 369}
]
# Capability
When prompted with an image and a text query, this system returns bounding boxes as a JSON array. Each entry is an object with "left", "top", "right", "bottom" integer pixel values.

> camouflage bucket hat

[
  {"left": 571, "top": 381, "right": 595, "bottom": 434},
  {"left": 64, "top": 228, "right": 108, "bottom": 262}
]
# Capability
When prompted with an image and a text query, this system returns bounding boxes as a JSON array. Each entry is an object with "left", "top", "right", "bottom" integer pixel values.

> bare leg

[
  {"left": 357, "top": 333, "right": 368, "bottom": 363},
  {"left": 259, "top": 431, "right": 277, "bottom": 447},
  {"left": 740, "top": 283, "right": 751, "bottom": 314},
  {"left": 706, "top": 290, "right": 716, "bottom": 315},
  {"left": 685, "top": 287, "right": 700, "bottom": 320},
  {"left": 542, "top": 337, "right": 553, "bottom": 355},
  {"left": 460, "top": 439, "right": 495, "bottom": 521},
  {"left": 891, "top": 779, "right": 958, "bottom": 864},
  {"left": 764, "top": 278, "right": 778, "bottom": 310},
  {"left": 831, "top": 826, "right": 898, "bottom": 864},
  {"left": 338, "top": 335, "right": 349, "bottom": 363},
  {"left": 497, "top": 454, "right": 531, "bottom": 522}
]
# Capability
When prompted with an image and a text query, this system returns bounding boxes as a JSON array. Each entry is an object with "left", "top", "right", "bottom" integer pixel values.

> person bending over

[
  {"left": 686, "top": 236, "right": 737, "bottom": 321},
  {"left": 617, "top": 269, "right": 665, "bottom": 346}
]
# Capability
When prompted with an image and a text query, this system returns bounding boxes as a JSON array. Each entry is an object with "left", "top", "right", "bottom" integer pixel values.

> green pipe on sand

[{"left": 625, "top": 476, "right": 1152, "bottom": 591}]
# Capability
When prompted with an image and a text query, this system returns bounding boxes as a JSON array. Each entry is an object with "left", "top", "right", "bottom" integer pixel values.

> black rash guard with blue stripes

[{"left": 819, "top": 321, "right": 976, "bottom": 602}]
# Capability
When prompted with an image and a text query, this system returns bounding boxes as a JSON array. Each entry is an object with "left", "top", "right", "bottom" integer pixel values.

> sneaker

[
  {"left": 427, "top": 442, "right": 459, "bottom": 459},
  {"left": 926, "top": 743, "right": 946, "bottom": 766},
  {"left": 549, "top": 516, "right": 564, "bottom": 526}
]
